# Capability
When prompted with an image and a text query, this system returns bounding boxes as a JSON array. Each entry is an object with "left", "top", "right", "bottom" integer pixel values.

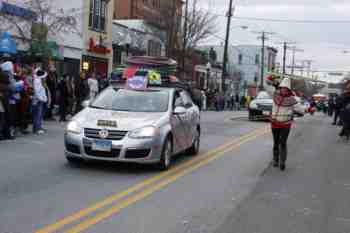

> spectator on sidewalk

[
  {"left": 201, "top": 90, "right": 207, "bottom": 111},
  {"left": 32, "top": 69, "right": 48, "bottom": 135},
  {"left": 240, "top": 96, "right": 246, "bottom": 109},
  {"left": 339, "top": 81, "right": 350, "bottom": 140},
  {"left": 58, "top": 74, "right": 69, "bottom": 122},
  {"left": 15, "top": 67, "right": 30, "bottom": 134},
  {"left": 0, "top": 69, "right": 9, "bottom": 140},
  {"left": 271, "top": 78, "right": 302, "bottom": 171},
  {"left": 1, "top": 61, "right": 17, "bottom": 139},
  {"left": 235, "top": 94, "right": 240, "bottom": 111},
  {"left": 75, "top": 72, "right": 90, "bottom": 113},
  {"left": 88, "top": 73, "right": 99, "bottom": 100},
  {"left": 333, "top": 94, "right": 342, "bottom": 125},
  {"left": 45, "top": 70, "right": 58, "bottom": 120}
]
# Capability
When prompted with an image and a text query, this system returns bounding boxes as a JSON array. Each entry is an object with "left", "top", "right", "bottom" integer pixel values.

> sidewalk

[{"left": 215, "top": 115, "right": 350, "bottom": 233}]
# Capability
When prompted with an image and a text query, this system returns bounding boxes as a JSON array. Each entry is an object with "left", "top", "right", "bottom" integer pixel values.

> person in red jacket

[{"left": 270, "top": 78, "right": 299, "bottom": 171}]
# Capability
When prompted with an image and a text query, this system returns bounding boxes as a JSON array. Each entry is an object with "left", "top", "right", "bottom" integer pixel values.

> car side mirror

[
  {"left": 174, "top": 106, "right": 186, "bottom": 115},
  {"left": 82, "top": 100, "right": 90, "bottom": 108}
]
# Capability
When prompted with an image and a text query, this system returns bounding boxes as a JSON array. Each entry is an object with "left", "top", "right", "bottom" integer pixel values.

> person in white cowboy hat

[
  {"left": 271, "top": 77, "right": 303, "bottom": 171},
  {"left": 32, "top": 68, "right": 48, "bottom": 135}
]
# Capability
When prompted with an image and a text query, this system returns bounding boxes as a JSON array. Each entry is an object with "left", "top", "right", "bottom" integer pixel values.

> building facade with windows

[
  {"left": 0, "top": 0, "right": 114, "bottom": 77},
  {"left": 114, "top": 0, "right": 161, "bottom": 21},
  {"left": 198, "top": 45, "right": 278, "bottom": 96},
  {"left": 82, "top": 0, "right": 114, "bottom": 77}
]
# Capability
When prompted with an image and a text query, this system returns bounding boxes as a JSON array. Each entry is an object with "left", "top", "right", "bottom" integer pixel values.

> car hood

[{"left": 74, "top": 108, "right": 167, "bottom": 131}]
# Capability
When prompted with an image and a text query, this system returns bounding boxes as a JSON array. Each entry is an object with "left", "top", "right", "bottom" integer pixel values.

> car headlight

[
  {"left": 249, "top": 102, "right": 258, "bottom": 109},
  {"left": 129, "top": 126, "right": 157, "bottom": 139},
  {"left": 66, "top": 121, "right": 82, "bottom": 134}
]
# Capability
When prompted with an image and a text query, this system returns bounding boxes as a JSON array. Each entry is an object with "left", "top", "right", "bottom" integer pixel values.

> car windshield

[
  {"left": 90, "top": 88, "right": 169, "bottom": 112},
  {"left": 257, "top": 92, "right": 271, "bottom": 99}
]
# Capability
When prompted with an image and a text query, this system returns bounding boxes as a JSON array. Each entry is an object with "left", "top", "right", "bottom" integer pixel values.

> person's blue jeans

[{"left": 32, "top": 101, "right": 44, "bottom": 132}]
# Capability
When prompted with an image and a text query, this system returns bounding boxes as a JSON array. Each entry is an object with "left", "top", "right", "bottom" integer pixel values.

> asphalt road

[
  {"left": 1, "top": 111, "right": 341, "bottom": 233},
  {"left": 215, "top": 114, "right": 350, "bottom": 233}
]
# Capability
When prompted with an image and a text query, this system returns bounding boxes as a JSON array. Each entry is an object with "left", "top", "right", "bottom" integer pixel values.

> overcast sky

[{"left": 197, "top": 0, "right": 350, "bottom": 82}]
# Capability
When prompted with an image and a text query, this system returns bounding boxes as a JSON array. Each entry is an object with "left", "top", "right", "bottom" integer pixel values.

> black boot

[
  {"left": 273, "top": 160, "right": 279, "bottom": 167},
  {"left": 280, "top": 163, "right": 286, "bottom": 171}
]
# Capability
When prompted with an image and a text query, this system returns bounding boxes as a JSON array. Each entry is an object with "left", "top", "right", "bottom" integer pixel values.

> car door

[
  {"left": 170, "top": 90, "right": 188, "bottom": 153},
  {"left": 179, "top": 90, "right": 197, "bottom": 149}
]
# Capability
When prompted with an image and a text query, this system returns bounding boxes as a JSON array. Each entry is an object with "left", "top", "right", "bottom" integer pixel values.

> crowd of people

[
  {"left": 0, "top": 60, "right": 108, "bottom": 140},
  {"left": 194, "top": 89, "right": 250, "bottom": 112},
  {"left": 328, "top": 81, "right": 350, "bottom": 140}
]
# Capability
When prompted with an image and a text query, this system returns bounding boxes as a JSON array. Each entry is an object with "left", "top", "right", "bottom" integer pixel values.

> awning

[{"left": 0, "top": 32, "right": 17, "bottom": 55}]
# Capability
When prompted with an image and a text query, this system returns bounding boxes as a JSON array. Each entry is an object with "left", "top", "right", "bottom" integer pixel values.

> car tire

[
  {"left": 158, "top": 136, "right": 173, "bottom": 171},
  {"left": 66, "top": 156, "right": 83, "bottom": 165},
  {"left": 188, "top": 128, "right": 200, "bottom": 156}
]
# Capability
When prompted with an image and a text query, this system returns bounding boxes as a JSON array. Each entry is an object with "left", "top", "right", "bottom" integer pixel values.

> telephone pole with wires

[
  {"left": 221, "top": 0, "right": 234, "bottom": 93},
  {"left": 276, "top": 41, "right": 296, "bottom": 75},
  {"left": 253, "top": 31, "right": 275, "bottom": 90},
  {"left": 289, "top": 46, "right": 304, "bottom": 75},
  {"left": 182, "top": 0, "right": 189, "bottom": 80}
]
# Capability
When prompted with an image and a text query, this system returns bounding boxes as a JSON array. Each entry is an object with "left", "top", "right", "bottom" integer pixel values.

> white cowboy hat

[
  {"left": 279, "top": 78, "right": 291, "bottom": 90},
  {"left": 1, "top": 61, "right": 14, "bottom": 74}
]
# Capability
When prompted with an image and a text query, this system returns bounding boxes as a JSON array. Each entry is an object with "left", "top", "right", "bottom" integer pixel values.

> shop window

[{"left": 89, "top": 0, "right": 107, "bottom": 32}]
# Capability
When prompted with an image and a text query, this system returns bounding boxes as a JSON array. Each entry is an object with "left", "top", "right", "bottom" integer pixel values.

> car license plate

[
  {"left": 263, "top": 111, "right": 271, "bottom": 116},
  {"left": 92, "top": 140, "right": 112, "bottom": 152}
]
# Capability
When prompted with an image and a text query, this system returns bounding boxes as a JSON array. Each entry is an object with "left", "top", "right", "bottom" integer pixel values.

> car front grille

[
  {"left": 125, "top": 149, "right": 151, "bottom": 159},
  {"left": 84, "top": 146, "right": 121, "bottom": 158},
  {"left": 257, "top": 104, "right": 272, "bottom": 111},
  {"left": 84, "top": 128, "right": 128, "bottom": 140}
]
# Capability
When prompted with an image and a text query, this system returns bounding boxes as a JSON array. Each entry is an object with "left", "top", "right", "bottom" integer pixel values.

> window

[
  {"left": 255, "top": 54, "right": 260, "bottom": 65},
  {"left": 89, "top": 0, "right": 107, "bottom": 32},
  {"left": 238, "top": 54, "right": 243, "bottom": 65}
]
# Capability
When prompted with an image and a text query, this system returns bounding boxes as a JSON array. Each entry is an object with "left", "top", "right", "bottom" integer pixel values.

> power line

[
  {"left": 233, "top": 16, "right": 350, "bottom": 24},
  {"left": 206, "top": 11, "right": 350, "bottom": 24}
]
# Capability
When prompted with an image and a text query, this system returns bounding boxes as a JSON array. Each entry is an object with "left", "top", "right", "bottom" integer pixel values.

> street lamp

[{"left": 206, "top": 62, "right": 211, "bottom": 90}]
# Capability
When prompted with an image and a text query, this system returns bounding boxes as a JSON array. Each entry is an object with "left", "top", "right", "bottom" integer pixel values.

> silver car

[{"left": 64, "top": 86, "right": 201, "bottom": 170}]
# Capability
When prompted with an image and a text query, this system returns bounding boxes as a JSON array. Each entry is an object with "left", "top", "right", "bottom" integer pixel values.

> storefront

[{"left": 82, "top": 55, "right": 108, "bottom": 78}]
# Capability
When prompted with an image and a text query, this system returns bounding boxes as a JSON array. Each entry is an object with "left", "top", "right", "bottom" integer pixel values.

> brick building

[{"left": 113, "top": 0, "right": 183, "bottom": 28}]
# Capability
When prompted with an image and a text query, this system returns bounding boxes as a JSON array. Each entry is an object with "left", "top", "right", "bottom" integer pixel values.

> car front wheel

[
  {"left": 158, "top": 137, "right": 173, "bottom": 170},
  {"left": 188, "top": 128, "right": 200, "bottom": 155}
]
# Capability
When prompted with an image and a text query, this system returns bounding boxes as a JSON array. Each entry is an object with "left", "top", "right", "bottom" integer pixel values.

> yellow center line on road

[
  {"left": 65, "top": 129, "right": 270, "bottom": 233},
  {"left": 35, "top": 126, "right": 269, "bottom": 233}
]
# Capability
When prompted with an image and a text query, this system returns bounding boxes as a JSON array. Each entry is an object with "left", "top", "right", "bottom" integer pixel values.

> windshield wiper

[{"left": 89, "top": 105, "right": 109, "bottom": 110}]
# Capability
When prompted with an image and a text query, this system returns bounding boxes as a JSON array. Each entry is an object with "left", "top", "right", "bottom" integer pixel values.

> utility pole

[
  {"left": 276, "top": 41, "right": 296, "bottom": 75},
  {"left": 283, "top": 42, "right": 287, "bottom": 75},
  {"left": 289, "top": 46, "right": 304, "bottom": 75},
  {"left": 304, "top": 60, "right": 313, "bottom": 77},
  {"left": 254, "top": 31, "right": 275, "bottom": 91},
  {"left": 221, "top": 0, "right": 234, "bottom": 93},
  {"left": 182, "top": 0, "right": 189, "bottom": 80},
  {"left": 261, "top": 31, "right": 266, "bottom": 91}
]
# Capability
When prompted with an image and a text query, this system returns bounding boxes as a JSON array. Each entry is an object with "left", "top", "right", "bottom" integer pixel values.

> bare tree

[
  {"left": 144, "top": 0, "right": 217, "bottom": 59},
  {"left": 184, "top": 0, "right": 217, "bottom": 51},
  {"left": 0, "top": 0, "right": 81, "bottom": 42}
]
